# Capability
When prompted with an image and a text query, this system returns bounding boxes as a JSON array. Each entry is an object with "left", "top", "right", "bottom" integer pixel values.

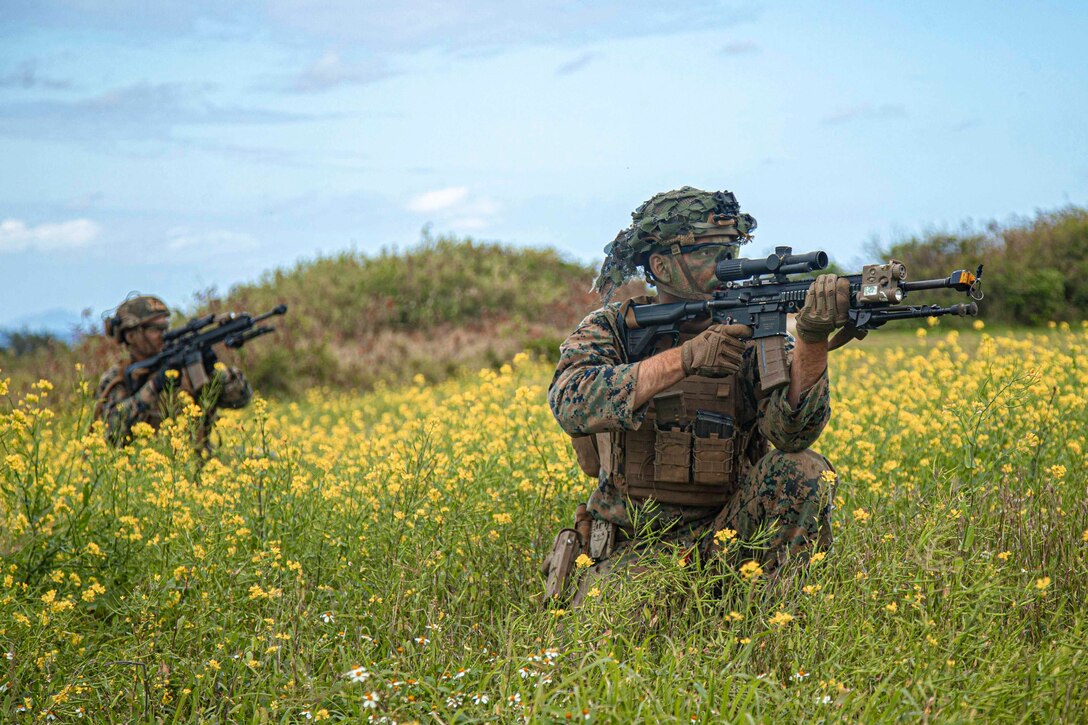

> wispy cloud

[
  {"left": 821, "top": 103, "right": 908, "bottom": 126},
  {"left": 0, "top": 81, "right": 311, "bottom": 145},
  {"left": 406, "top": 186, "right": 500, "bottom": 230},
  {"left": 556, "top": 52, "right": 600, "bottom": 76},
  {"left": 0, "top": 218, "right": 101, "bottom": 253},
  {"left": 166, "top": 227, "right": 260, "bottom": 253},
  {"left": 266, "top": 0, "right": 762, "bottom": 53},
  {"left": 408, "top": 187, "right": 470, "bottom": 213},
  {"left": 0, "top": 60, "right": 73, "bottom": 90},
  {"left": 719, "top": 40, "right": 760, "bottom": 56},
  {"left": 284, "top": 50, "right": 393, "bottom": 93},
  {"left": 952, "top": 118, "right": 981, "bottom": 132}
]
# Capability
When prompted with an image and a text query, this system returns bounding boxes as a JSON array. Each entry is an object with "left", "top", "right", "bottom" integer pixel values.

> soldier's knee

[{"left": 755, "top": 448, "right": 832, "bottom": 480}]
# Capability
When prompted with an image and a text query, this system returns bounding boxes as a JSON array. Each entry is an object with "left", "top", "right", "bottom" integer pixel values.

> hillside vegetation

[
  {"left": 1, "top": 235, "right": 615, "bottom": 398},
  {"left": 874, "top": 205, "right": 1088, "bottom": 326},
  {"left": 194, "top": 235, "right": 604, "bottom": 396}
]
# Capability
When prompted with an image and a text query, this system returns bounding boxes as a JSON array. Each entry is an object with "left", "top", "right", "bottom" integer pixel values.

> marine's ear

[{"left": 647, "top": 252, "right": 674, "bottom": 284}]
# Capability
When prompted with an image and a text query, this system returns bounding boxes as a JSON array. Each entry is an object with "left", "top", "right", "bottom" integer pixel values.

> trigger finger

[{"left": 719, "top": 324, "right": 753, "bottom": 339}]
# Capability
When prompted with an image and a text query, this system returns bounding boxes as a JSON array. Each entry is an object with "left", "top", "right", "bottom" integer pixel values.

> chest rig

[{"left": 606, "top": 329, "right": 743, "bottom": 507}]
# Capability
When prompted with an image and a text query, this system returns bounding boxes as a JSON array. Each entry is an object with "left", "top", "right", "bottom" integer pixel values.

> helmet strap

[{"left": 645, "top": 238, "right": 714, "bottom": 302}]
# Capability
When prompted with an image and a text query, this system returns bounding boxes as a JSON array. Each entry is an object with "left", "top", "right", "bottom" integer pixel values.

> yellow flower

[
  {"left": 810, "top": 552, "right": 826, "bottom": 563},
  {"left": 1047, "top": 465, "right": 1066, "bottom": 480},
  {"left": 5, "top": 455, "right": 27, "bottom": 476},
  {"left": 739, "top": 561, "right": 763, "bottom": 580},
  {"left": 852, "top": 508, "right": 871, "bottom": 523},
  {"left": 1035, "top": 577, "right": 1051, "bottom": 590},
  {"left": 575, "top": 554, "right": 594, "bottom": 569},
  {"left": 728, "top": 611, "right": 744, "bottom": 621},
  {"left": 769, "top": 610, "right": 794, "bottom": 627},
  {"left": 1081, "top": 530, "right": 1088, "bottom": 543},
  {"left": 997, "top": 551, "right": 1011, "bottom": 561},
  {"left": 713, "top": 528, "right": 737, "bottom": 546},
  {"left": 973, "top": 319, "right": 985, "bottom": 330},
  {"left": 213, "top": 361, "right": 228, "bottom": 373},
  {"left": 916, "top": 328, "right": 927, "bottom": 338},
  {"left": 820, "top": 470, "right": 837, "bottom": 484},
  {"left": 884, "top": 602, "right": 898, "bottom": 613},
  {"left": 492, "top": 512, "right": 512, "bottom": 525},
  {"left": 586, "top": 587, "right": 601, "bottom": 598},
  {"left": 927, "top": 316, "right": 939, "bottom": 327},
  {"left": 164, "top": 369, "right": 180, "bottom": 380},
  {"left": 207, "top": 659, "right": 220, "bottom": 671}
]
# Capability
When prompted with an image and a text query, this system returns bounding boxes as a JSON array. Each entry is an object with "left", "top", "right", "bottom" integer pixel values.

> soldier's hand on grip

[
  {"left": 680, "top": 324, "right": 750, "bottom": 377},
  {"left": 795, "top": 274, "right": 851, "bottom": 343}
]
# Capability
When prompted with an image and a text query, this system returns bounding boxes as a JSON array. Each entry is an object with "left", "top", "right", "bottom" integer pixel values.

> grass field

[{"left": 2, "top": 323, "right": 1087, "bottom": 722}]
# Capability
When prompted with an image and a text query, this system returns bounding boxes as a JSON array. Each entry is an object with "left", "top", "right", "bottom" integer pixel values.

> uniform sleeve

[
  {"left": 739, "top": 334, "right": 831, "bottom": 453},
  {"left": 212, "top": 366, "right": 252, "bottom": 410},
  {"left": 95, "top": 370, "right": 154, "bottom": 447},
  {"left": 547, "top": 307, "right": 648, "bottom": 436}
]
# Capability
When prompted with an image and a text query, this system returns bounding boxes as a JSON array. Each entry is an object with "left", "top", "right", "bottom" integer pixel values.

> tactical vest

[{"left": 603, "top": 330, "right": 744, "bottom": 508}]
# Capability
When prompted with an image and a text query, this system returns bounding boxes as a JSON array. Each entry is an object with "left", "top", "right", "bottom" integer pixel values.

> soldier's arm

[
  {"left": 632, "top": 347, "right": 685, "bottom": 408},
  {"left": 742, "top": 337, "right": 831, "bottom": 453},
  {"left": 548, "top": 308, "right": 650, "bottom": 436},
  {"left": 97, "top": 374, "right": 163, "bottom": 446},
  {"left": 787, "top": 337, "right": 829, "bottom": 410}
]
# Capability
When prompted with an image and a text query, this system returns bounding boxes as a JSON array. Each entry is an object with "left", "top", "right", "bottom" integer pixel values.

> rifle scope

[
  {"left": 163, "top": 313, "right": 215, "bottom": 342},
  {"left": 715, "top": 247, "right": 828, "bottom": 283}
]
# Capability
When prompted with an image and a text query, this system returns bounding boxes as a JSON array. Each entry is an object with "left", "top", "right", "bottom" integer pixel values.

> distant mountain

[{"left": 0, "top": 308, "right": 85, "bottom": 344}]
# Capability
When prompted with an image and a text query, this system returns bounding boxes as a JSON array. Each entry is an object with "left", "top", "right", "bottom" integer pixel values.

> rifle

[
  {"left": 124, "top": 304, "right": 288, "bottom": 393},
  {"left": 622, "top": 247, "right": 983, "bottom": 392}
]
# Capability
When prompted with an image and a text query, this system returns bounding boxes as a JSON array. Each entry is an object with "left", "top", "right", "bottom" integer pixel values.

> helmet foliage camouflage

[
  {"left": 105, "top": 295, "right": 170, "bottom": 342},
  {"left": 593, "top": 186, "right": 757, "bottom": 301}
]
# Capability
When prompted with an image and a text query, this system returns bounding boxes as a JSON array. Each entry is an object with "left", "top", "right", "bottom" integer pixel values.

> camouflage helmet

[
  {"left": 593, "top": 186, "right": 758, "bottom": 301},
  {"left": 105, "top": 295, "right": 170, "bottom": 342}
]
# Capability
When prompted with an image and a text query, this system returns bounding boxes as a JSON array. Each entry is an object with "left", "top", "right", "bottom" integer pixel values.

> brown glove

[
  {"left": 680, "top": 324, "right": 750, "bottom": 377},
  {"left": 795, "top": 274, "right": 851, "bottom": 343}
]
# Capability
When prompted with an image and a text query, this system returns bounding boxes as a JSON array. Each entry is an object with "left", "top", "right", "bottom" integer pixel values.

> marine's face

[
  {"left": 127, "top": 317, "right": 168, "bottom": 359},
  {"left": 649, "top": 240, "right": 739, "bottom": 300}
]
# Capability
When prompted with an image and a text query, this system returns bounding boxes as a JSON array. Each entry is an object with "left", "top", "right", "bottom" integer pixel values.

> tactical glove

[
  {"left": 795, "top": 274, "right": 851, "bottom": 343},
  {"left": 680, "top": 324, "right": 750, "bottom": 377}
]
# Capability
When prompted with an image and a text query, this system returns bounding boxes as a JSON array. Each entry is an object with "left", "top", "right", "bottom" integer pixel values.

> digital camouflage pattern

[
  {"left": 548, "top": 301, "right": 836, "bottom": 600},
  {"left": 593, "top": 187, "right": 758, "bottom": 302},
  {"left": 95, "top": 364, "right": 252, "bottom": 451}
]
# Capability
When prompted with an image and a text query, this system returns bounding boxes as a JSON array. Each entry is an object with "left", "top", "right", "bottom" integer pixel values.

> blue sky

[{"left": 2, "top": 0, "right": 1086, "bottom": 330}]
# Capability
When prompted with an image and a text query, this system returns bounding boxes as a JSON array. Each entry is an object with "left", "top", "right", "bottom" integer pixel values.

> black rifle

[
  {"left": 622, "top": 247, "right": 983, "bottom": 391},
  {"left": 125, "top": 304, "right": 288, "bottom": 393}
]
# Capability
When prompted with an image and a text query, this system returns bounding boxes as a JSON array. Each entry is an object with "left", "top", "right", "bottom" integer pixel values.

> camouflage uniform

[
  {"left": 546, "top": 187, "right": 837, "bottom": 602},
  {"left": 95, "top": 364, "right": 252, "bottom": 450},
  {"left": 94, "top": 295, "right": 252, "bottom": 451}
]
